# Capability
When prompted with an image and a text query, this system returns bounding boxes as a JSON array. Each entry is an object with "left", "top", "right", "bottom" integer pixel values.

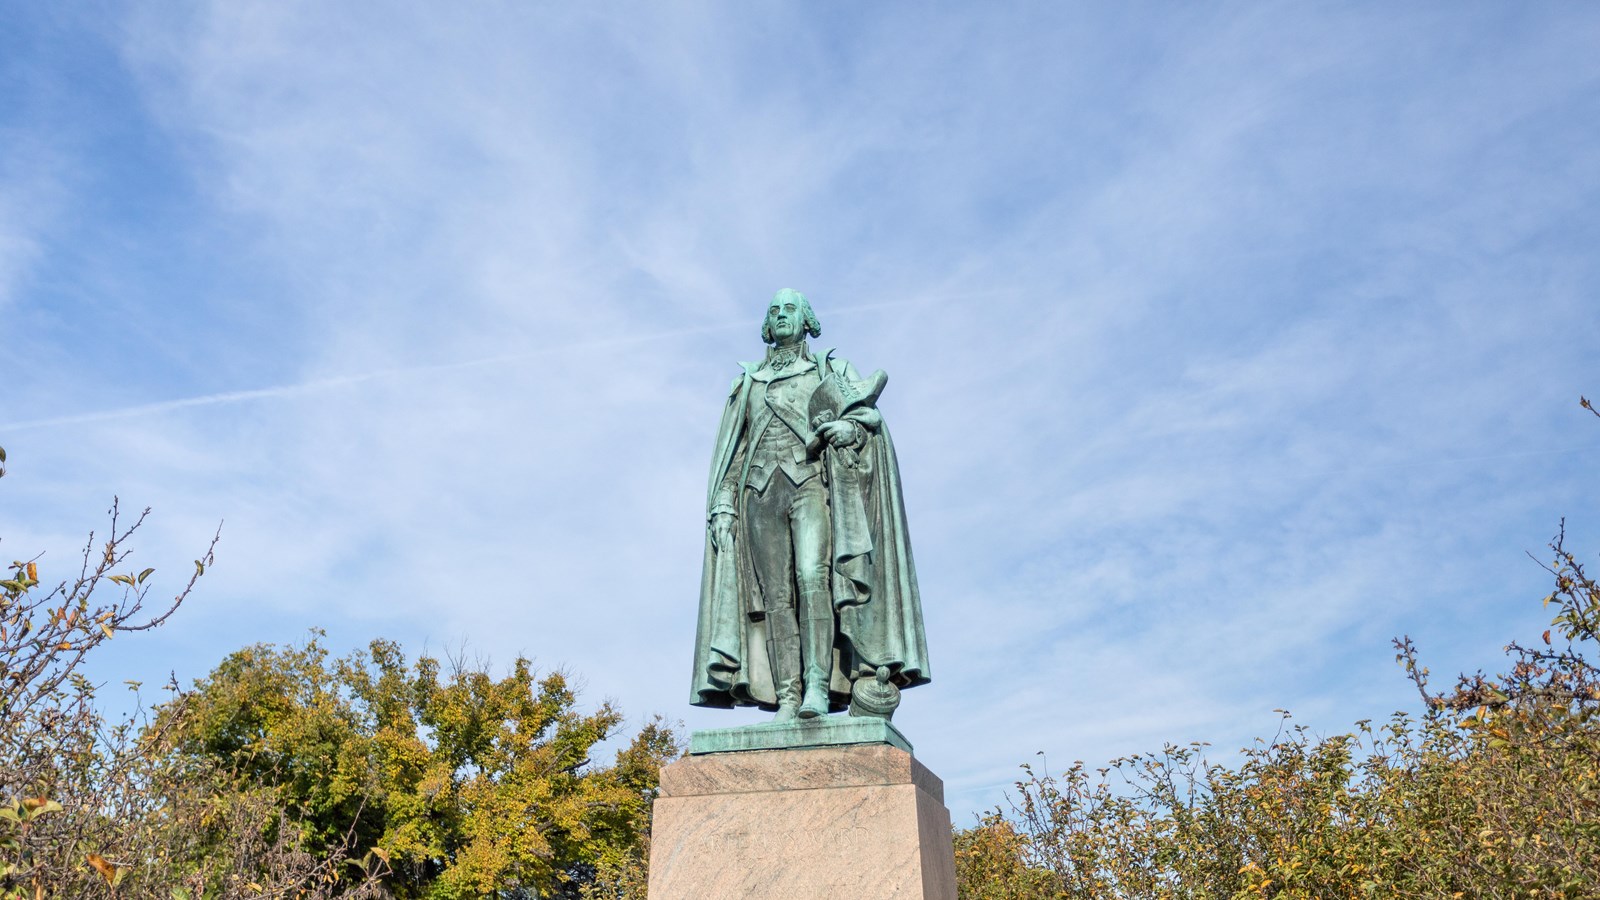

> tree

[
  {"left": 164, "top": 635, "right": 681, "bottom": 899},
  {"left": 0, "top": 448, "right": 387, "bottom": 898},
  {"left": 0, "top": 461, "right": 208, "bottom": 895},
  {"left": 0, "top": 444, "right": 678, "bottom": 897}
]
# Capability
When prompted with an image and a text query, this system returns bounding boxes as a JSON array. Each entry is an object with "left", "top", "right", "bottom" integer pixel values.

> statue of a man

[{"left": 690, "top": 289, "right": 930, "bottom": 722}]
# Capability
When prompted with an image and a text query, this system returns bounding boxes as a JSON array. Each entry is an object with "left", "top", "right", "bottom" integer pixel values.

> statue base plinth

[
  {"left": 688, "top": 714, "right": 912, "bottom": 754},
  {"left": 647, "top": 742, "right": 957, "bottom": 900}
]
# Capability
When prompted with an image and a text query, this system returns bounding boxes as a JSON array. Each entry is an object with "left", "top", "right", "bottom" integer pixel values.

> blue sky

[{"left": 3, "top": 2, "right": 1598, "bottom": 819}]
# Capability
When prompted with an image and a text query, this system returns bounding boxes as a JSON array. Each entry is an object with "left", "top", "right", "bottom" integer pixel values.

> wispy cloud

[
  {"left": 9, "top": 295, "right": 958, "bottom": 431},
  {"left": 2, "top": 2, "right": 1597, "bottom": 819},
  {"left": 0, "top": 134, "right": 67, "bottom": 311}
]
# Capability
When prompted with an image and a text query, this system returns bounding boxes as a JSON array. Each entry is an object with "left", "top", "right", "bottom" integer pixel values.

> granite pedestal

[{"left": 647, "top": 725, "right": 957, "bottom": 900}]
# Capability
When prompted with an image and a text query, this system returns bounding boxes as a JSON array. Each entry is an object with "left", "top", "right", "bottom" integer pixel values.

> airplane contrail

[
  {"left": 10, "top": 372, "right": 390, "bottom": 431},
  {"left": 10, "top": 325, "right": 716, "bottom": 432},
  {"left": 9, "top": 293, "right": 965, "bottom": 432}
]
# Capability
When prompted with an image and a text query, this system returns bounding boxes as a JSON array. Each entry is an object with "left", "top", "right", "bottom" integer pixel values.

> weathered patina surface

[{"left": 690, "top": 289, "right": 930, "bottom": 726}]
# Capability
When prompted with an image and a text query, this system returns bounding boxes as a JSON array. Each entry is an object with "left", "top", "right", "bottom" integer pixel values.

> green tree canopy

[{"left": 166, "top": 635, "right": 678, "bottom": 899}]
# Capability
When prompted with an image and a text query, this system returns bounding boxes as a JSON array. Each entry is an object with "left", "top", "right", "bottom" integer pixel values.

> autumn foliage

[
  {"left": 953, "top": 400, "right": 1600, "bottom": 899},
  {"left": 0, "top": 449, "right": 676, "bottom": 898},
  {"left": 164, "top": 636, "right": 677, "bottom": 898}
]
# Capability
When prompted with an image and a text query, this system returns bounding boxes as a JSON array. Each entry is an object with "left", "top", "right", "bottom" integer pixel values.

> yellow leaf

[
  {"left": 86, "top": 853, "right": 119, "bottom": 886},
  {"left": 100, "top": 623, "right": 114, "bottom": 639},
  {"left": 24, "top": 562, "right": 36, "bottom": 581}
]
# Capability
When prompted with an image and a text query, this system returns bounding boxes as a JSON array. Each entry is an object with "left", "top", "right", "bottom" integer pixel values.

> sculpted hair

[{"left": 761, "top": 288, "right": 823, "bottom": 344}]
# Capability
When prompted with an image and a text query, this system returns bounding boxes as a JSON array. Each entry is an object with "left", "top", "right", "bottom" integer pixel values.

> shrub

[{"left": 956, "top": 403, "right": 1600, "bottom": 900}]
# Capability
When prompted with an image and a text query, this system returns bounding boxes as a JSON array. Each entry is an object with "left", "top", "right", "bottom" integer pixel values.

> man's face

[{"left": 766, "top": 296, "right": 804, "bottom": 344}]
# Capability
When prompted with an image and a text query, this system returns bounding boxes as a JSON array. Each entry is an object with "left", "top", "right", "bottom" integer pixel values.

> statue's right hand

[{"left": 710, "top": 514, "right": 735, "bottom": 554}]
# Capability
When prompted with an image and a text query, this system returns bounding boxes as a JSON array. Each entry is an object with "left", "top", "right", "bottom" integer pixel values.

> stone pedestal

[{"left": 647, "top": 741, "right": 958, "bottom": 899}]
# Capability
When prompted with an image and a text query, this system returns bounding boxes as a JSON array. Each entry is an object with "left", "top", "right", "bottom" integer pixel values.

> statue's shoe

[{"left": 797, "top": 686, "right": 829, "bottom": 719}]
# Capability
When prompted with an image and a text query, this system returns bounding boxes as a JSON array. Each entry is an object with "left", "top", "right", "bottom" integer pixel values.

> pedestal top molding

[{"left": 689, "top": 715, "right": 913, "bottom": 755}]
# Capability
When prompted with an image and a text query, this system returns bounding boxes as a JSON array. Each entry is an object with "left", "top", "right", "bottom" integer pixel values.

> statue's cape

[{"left": 690, "top": 349, "right": 931, "bottom": 711}]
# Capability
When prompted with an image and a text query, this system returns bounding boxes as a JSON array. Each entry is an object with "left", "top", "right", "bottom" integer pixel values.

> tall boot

[
  {"left": 766, "top": 613, "right": 803, "bottom": 723},
  {"left": 797, "top": 590, "right": 835, "bottom": 719}
]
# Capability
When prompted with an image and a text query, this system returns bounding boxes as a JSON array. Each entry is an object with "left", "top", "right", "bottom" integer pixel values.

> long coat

[{"left": 689, "top": 347, "right": 931, "bottom": 711}]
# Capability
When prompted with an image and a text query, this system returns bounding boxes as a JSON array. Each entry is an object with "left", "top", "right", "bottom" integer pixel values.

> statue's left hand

[{"left": 817, "top": 420, "right": 860, "bottom": 448}]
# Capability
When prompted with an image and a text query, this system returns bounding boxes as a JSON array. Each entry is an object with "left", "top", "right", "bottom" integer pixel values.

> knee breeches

[{"left": 745, "top": 474, "right": 831, "bottom": 622}]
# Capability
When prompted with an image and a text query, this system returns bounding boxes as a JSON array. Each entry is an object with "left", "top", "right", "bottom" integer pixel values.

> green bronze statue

[{"left": 690, "top": 289, "right": 930, "bottom": 723}]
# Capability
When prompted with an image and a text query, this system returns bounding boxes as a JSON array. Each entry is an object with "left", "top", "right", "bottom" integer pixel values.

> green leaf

[{"left": 138, "top": 567, "right": 155, "bottom": 583}]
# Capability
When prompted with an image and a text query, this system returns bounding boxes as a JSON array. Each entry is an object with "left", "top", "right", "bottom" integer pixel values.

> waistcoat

[{"left": 745, "top": 364, "right": 823, "bottom": 492}]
